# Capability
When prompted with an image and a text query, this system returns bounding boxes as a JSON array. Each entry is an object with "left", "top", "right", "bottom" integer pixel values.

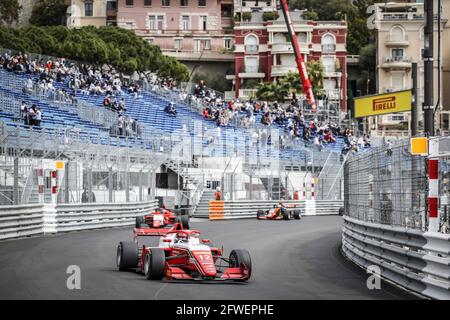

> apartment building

[
  {"left": 67, "top": 0, "right": 117, "bottom": 27},
  {"left": 116, "top": 0, "right": 235, "bottom": 75},
  {"left": 372, "top": 0, "right": 449, "bottom": 133},
  {"left": 228, "top": 6, "right": 347, "bottom": 111}
]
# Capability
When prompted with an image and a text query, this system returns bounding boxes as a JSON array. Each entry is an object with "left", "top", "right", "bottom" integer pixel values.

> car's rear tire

[
  {"left": 144, "top": 248, "right": 166, "bottom": 280},
  {"left": 339, "top": 207, "right": 344, "bottom": 216},
  {"left": 135, "top": 216, "right": 144, "bottom": 228},
  {"left": 229, "top": 249, "right": 252, "bottom": 280},
  {"left": 117, "top": 241, "right": 138, "bottom": 271},
  {"left": 282, "top": 209, "right": 289, "bottom": 220},
  {"left": 256, "top": 210, "right": 265, "bottom": 219},
  {"left": 175, "top": 215, "right": 190, "bottom": 229},
  {"left": 293, "top": 210, "right": 301, "bottom": 220}
]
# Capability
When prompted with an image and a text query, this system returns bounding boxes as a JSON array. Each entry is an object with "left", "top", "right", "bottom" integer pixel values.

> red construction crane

[{"left": 279, "top": 0, "right": 317, "bottom": 112}]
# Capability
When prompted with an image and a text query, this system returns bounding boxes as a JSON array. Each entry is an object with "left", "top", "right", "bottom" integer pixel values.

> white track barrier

[
  {"left": 207, "top": 200, "right": 343, "bottom": 220},
  {"left": 0, "top": 201, "right": 158, "bottom": 240},
  {"left": 342, "top": 215, "right": 450, "bottom": 300}
]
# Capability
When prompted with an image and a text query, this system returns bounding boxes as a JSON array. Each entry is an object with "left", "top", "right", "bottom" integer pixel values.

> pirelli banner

[{"left": 354, "top": 90, "right": 412, "bottom": 118}]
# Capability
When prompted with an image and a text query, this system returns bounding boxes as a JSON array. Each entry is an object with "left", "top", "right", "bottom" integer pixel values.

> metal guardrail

[
  {"left": 0, "top": 204, "right": 45, "bottom": 240},
  {"left": 342, "top": 215, "right": 450, "bottom": 300},
  {"left": 0, "top": 201, "right": 158, "bottom": 240},
  {"left": 206, "top": 200, "right": 343, "bottom": 220}
]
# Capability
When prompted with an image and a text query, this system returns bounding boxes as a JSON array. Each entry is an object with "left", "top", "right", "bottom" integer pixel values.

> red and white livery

[{"left": 117, "top": 224, "right": 252, "bottom": 282}]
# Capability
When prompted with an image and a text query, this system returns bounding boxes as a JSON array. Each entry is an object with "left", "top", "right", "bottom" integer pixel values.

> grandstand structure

[{"left": 0, "top": 49, "right": 353, "bottom": 215}]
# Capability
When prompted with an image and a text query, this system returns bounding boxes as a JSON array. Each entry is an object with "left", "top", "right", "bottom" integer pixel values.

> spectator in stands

[
  {"left": 293, "top": 190, "right": 299, "bottom": 200},
  {"left": 23, "top": 76, "right": 33, "bottom": 95},
  {"left": 164, "top": 102, "right": 178, "bottom": 116},
  {"left": 313, "top": 135, "right": 323, "bottom": 151},
  {"left": 19, "top": 101, "right": 27, "bottom": 120},
  {"left": 28, "top": 105, "right": 36, "bottom": 126},
  {"left": 34, "top": 107, "right": 42, "bottom": 127}
]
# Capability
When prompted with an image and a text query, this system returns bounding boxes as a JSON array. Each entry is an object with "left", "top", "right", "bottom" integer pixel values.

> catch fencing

[
  {"left": 343, "top": 139, "right": 428, "bottom": 230},
  {"left": 342, "top": 136, "right": 450, "bottom": 299}
]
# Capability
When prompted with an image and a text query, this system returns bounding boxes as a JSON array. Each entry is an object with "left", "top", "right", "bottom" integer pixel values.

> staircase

[
  {"left": 193, "top": 189, "right": 215, "bottom": 218},
  {"left": 260, "top": 177, "right": 285, "bottom": 200},
  {"left": 163, "top": 158, "right": 205, "bottom": 213}
]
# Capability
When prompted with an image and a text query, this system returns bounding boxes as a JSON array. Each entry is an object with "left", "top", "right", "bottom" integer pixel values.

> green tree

[
  {"left": 289, "top": 0, "right": 377, "bottom": 54},
  {"left": 29, "top": 0, "right": 68, "bottom": 26},
  {"left": 356, "top": 44, "right": 376, "bottom": 96},
  {"left": 0, "top": 0, "right": 22, "bottom": 26}
]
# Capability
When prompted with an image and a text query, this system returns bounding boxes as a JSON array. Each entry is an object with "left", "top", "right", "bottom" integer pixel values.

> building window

[
  {"left": 390, "top": 25, "right": 405, "bottom": 41},
  {"left": 224, "top": 39, "right": 232, "bottom": 50},
  {"left": 391, "top": 72, "right": 405, "bottom": 90},
  {"left": 322, "top": 56, "right": 336, "bottom": 73},
  {"left": 203, "top": 39, "right": 211, "bottom": 50},
  {"left": 391, "top": 48, "right": 405, "bottom": 61},
  {"left": 107, "top": 1, "right": 117, "bottom": 10},
  {"left": 144, "top": 0, "right": 152, "bottom": 6},
  {"left": 244, "top": 34, "right": 258, "bottom": 53},
  {"left": 85, "top": 0, "right": 93, "bottom": 16},
  {"left": 182, "top": 16, "right": 190, "bottom": 31},
  {"left": 199, "top": 16, "right": 207, "bottom": 31},
  {"left": 175, "top": 39, "right": 183, "bottom": 50},
  {"left": 322, "top": 34, "right": 336, "bottom": 53},
  {"left": 162, "top": 0, "right": 170, "bottom": 6},
  {"left": 125, "top": 0, "right": 133, "bottom": 6},
  {"left": 198, "top": 0, "right": 206, "bottom": 6},
  {"left": 180, "top": 0, "right": 188, "bottom": 6},
  {"left": 149, "top": 15, "right": 164, "bottom": 30},
  {"left": 245, "top": 57, "right": 259, "bottom": 73}
]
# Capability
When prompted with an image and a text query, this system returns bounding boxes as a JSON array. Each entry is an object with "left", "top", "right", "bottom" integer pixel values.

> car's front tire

[
  {"left": 144, "top": 248, "right": 166, "bottom": 280},
  {"left": 135, "top": 216, "right": 144, "bottom": 228},
  {"left": 175, "top": 215, "right": 190, "bottom": 229},
  {"left": 229, "top": 249, "right": 252, "bottom": 280},
  {"left": 117, "top": 241, "right": 138, "bottom": 271},
  {"left": 293, "top": 210, "right": 301, "bottom": 220},
  {"left": 256, "top": 210, "right": 265, "bottom": 219}
]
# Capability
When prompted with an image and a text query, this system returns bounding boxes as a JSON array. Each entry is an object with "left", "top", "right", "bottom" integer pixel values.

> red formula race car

[
  {"left": 116, "top": 224, "right": 252, "bottom": 282},
  {"left": 257, "top": 203, "right": 301, "bottom": 220},
  {"left": 135, "top": 208, "right": 190, "bottom": 232}
]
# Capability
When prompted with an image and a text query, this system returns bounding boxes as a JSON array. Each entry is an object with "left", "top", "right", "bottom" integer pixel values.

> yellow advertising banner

[{"left": 354, "top": 90, "right": 412, "bottom": 118}]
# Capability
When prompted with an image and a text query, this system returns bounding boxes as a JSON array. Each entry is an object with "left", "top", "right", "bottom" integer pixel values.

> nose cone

[{"left": 192, "top": 250, "right": 217, "bottom": 277}]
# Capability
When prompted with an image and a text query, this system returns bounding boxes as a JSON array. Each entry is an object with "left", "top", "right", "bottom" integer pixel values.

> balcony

[
  {"left": 239, "top": 89, "right": 258, "bottom": 99},
  {"left": 245, "top": 45, "right": 259, "bottom": 54},
  {"left": 322, "top": 44, "right": 336, "bottom": 54},
  {"left": 271, "top": 42, "right": 293, "bottom": 53},
  {"left": 385, "top": 35, "right": 409, "bottom": 47},
  {"left": 235, "top": 0, "right": 276, "bottom": 12},
  {"left": 271, "top": 65, "right": 297, "bottom": 77},
  {"left": 238, "top": 65, "right": 266, "bottom": 78},
  {"left": 323, "top": 71, "right": 342, "bottom": 78},
  {"left": 381, "top": 56, "right": 412, "bottom": 69}
]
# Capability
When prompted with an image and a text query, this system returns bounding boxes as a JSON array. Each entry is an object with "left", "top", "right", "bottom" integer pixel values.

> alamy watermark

[
  {"left": 366, "top": 265, "right": 381, "bottom": 290},
  {"left": 66, "top": 265, "right": 81, "bottom": 290}
]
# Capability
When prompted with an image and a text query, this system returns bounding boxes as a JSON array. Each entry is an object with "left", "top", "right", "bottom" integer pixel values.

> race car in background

[
  {"left": 117, "top": 225, "right": 252, "bottom": 282},
  {"left": 135, "top": 207, "right": 190, "bottom": 230},
  {"left": 257, "top": 203, "right": 301, "bottom": 220}
]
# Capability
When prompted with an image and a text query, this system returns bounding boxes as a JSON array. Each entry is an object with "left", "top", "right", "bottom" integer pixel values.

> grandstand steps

[
  {"left": 193, "top": 189, "right": 215, "bottom": 218},
  {"left": 260, "top": 177, "right": 285, "bottom": 200}
]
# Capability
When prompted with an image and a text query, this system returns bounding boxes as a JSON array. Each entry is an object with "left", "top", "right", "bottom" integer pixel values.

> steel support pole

[
  {"left": 411, "top": 63, "right": 419, "bottom": 136},
  {"left": 65, "top": 161, "right": 70, "bottom": 204},
  {"left": 108, "top": 167, "right": 113, "bottom": 203},
  {"left": 13, "top": 157, "right": 19, "bottom": 205},
  {"left": 139, "top": 169, "right": 143, "bottom": 202},
  {"left": 423, "top": 0, "right": 435, "bottom": 136}
]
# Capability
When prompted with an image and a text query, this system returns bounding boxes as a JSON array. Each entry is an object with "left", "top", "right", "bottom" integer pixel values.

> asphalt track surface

[{"left": 0, "top": 216, "right": 415, "bottom": 300}]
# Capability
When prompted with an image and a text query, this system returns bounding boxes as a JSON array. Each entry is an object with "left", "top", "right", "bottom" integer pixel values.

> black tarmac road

[{"left": 0, "top": 216, "right": 414, "bottom": 299}]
